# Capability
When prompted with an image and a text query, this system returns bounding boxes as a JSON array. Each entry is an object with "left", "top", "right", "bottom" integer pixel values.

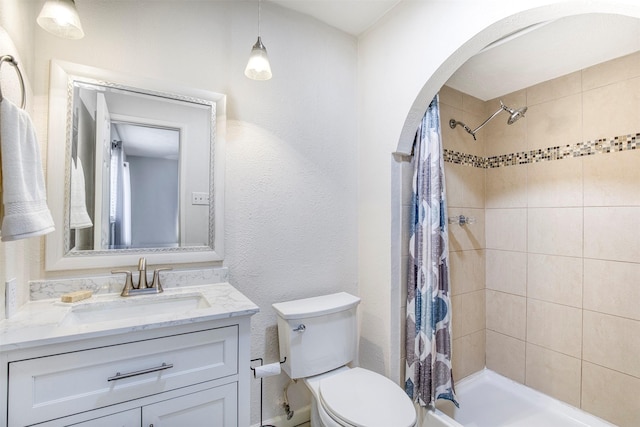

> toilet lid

[{"left": 319, "top": 368, "right": 416, "bottom": 427}]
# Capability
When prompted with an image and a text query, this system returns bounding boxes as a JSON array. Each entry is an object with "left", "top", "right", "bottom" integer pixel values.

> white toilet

[{"left": 273, "top": 292, "right": 416, "bottom": 427}]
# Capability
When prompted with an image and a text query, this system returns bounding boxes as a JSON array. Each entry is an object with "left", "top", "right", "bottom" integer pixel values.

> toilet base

[{"left": 308, "top": 395, "right": 344, "bottom": 427}]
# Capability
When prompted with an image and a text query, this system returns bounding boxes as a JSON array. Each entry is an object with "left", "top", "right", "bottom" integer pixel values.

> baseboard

[{"left": 251, "top": 404, "right": 311, "bottom": 427}]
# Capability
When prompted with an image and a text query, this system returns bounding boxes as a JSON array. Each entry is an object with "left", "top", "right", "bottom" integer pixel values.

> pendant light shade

[
  {"left": 244, "top": 36, "right": 272, "bottom": 81},
  {"left": 37, "top": 0, "right": 85, "bottom": 40},
  {"left": 245, "top": 0, "right": 272, "bottom": 80}
]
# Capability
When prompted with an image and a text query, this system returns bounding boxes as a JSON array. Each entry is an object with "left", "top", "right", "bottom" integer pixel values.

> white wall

[
  {"left": 23, "top": 0, "right": 359, "bottom": 424},
  {"left": 0, "top": 0, "right": 37, "bottom": 320}
]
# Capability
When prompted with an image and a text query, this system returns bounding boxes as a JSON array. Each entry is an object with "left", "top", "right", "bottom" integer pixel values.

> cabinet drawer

[{"left": 9, "top": 326, "right": 238, "bottom": 426}]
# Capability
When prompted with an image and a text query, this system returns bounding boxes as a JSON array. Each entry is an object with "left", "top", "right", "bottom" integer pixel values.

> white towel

[
  {"left": 69, "top": 157, "right": 93, "bottom": 229},
  {"left": 0, "top": 98, "right": 55, "bottom": 241},
  {"left": 120, "top": 161, "right": 131, "bottom": 247}
]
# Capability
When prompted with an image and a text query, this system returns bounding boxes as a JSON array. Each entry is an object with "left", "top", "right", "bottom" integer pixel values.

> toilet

[{"left": 273, "top": 292, "right": 416, "bottom": 427}]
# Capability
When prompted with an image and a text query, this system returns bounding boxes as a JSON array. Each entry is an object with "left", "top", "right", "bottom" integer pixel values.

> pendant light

[
  {"left": 244, "top": 0, "right": 272, "bottom": 80},
  {"left": 37, "top": 0, "right": 85, "bottom": 40}
]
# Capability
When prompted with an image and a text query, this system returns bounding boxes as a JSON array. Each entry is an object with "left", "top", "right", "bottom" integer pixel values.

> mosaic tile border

[
  {"left": 444, "top": 132, "right": 639, "bottom": 169},
  {"left": 443, "top": 150, "right": 487, "bottom": 168}
]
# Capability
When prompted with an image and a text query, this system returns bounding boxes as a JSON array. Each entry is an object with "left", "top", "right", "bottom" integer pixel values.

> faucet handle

[
  {"left": 112, "top": 270, "right": 133, "bottom": 297},
  {"left": 151, "top": 267, "right": 172, "bottom": 293}
]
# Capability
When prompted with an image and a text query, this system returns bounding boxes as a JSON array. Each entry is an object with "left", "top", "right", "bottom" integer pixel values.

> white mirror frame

[{"left": 45, "top": 60, "right": 225, "bottom": 270}]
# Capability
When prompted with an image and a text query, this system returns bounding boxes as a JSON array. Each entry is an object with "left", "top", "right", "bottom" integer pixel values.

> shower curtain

[{"left": 405, "top": 95, "right": 458, "bottom": 408}]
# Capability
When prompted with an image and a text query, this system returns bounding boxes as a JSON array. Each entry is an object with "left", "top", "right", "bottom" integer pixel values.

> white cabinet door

[
  {"left": 69, "top": 409, "right": 140, "bottom": 427},
  {"left": 142, "top": 383, "right": 237, "bottom": 427},
  {"left": 38, "top": 408, "right": 140, "bottom": 427}
]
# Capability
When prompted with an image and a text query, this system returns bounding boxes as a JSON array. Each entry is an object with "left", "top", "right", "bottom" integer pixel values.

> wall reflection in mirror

[{"left": 67, "top": 81, "right": 211, "bottom": 254}]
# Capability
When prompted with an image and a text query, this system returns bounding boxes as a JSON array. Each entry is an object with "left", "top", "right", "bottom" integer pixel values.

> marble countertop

[{"left": 0, "top": 283, "right": 259, "bottom": 352}]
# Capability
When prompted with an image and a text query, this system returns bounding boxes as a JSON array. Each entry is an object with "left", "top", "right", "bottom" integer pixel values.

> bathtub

[{"left": 420, "top": 369, "right": 615, "bottom": 427}]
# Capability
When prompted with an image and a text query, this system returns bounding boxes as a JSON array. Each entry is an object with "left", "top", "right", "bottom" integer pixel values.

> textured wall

[{"left": 23, "top": 1, "right": 359, "bottom": 424}]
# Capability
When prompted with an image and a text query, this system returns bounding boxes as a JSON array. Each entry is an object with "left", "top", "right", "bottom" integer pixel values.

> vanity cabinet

[
  {"left": 38, "top": 384, "right": 237, "bottom": 427},
  {"left": 2, "top": 317, "right": 252, "bottom": 427}
]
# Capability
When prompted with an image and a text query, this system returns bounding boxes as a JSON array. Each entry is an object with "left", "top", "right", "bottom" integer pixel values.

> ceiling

[
  {"left": 268, "top": 2, "right": 640, "bottom": 101},
  {"left": 268, "top": 0, "right": 401, "bottom": 36},
  {"left": 446, "top": 13, "right": 640, "bottom": 101},
  {"left": 113, "top": 123, "right": 180, "bottom": 160}
]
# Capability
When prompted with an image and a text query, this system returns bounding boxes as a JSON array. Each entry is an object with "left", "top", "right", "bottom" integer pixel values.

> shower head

[
  {"left": 449, "top": 99, "right": 527, "bottom": 140},
  {"left": 501, "top": 101, "right": 528, "bottom": 125}
]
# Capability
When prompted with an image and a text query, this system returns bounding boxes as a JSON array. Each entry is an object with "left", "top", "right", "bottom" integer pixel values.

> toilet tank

[{"left": 272, "top": 292, "right": 360, "bottom": 379}]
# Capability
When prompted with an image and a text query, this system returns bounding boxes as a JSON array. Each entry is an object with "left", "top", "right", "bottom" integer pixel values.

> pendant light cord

[{"left": 258, "top": 0, "right": 262, "bottom": 37}]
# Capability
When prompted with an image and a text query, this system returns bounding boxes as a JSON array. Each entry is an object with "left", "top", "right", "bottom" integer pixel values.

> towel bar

[{"left": 0, "top": 54, "right": 26, "bottom": 109}]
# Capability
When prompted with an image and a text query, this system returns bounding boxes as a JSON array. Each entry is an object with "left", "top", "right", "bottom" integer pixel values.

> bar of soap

[{"left": 60, "top": 290, "right": 92, "bottom": 303}]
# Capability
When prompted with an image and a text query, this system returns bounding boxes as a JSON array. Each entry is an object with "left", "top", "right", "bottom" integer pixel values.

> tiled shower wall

[
  {"left": 438, "top": 50, "right": 640, "bottom": 426},
  {"left": 439, "top": 89, "right": 487, "bottom": 382}
]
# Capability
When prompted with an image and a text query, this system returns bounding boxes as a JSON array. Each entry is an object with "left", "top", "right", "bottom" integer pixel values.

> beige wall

[
  {"left": 439, "top": 87, "right": 488, "bottom": 382},
  {"left": 440, "top": 50, "right": 640, "bottom": 426}
]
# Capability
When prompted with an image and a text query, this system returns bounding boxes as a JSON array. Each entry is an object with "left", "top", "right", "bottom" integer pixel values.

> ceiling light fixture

[
  {"left": 37, "top": 0, "right": 85, "bottom": 40},
  {"left": 244, "top": 0, "right": 272, "bottom": 81}
]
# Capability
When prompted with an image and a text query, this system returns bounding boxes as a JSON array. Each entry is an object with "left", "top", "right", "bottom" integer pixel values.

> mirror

[{"left": 45, "top": 60, "right": 225, "bottom": 270}]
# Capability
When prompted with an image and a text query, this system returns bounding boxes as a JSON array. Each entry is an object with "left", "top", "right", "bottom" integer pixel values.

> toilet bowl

[
  {"left": 272, "top": 292, "right": 417, "bottom": 427},
  {"left": 304, "top": 367, "right": 416, "bottom": 427}
]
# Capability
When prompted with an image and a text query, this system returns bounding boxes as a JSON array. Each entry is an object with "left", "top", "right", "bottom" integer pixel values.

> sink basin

[{"left": 59, "top": 293, "right": 211, "bottom": 326}]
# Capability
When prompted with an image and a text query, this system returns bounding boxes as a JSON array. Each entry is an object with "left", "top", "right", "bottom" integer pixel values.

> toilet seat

[{"left": 317, "top": 367, "right": 416, "bottom": 427}]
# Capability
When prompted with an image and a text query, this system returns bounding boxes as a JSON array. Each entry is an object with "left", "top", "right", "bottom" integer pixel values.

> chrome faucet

[{"left": 112, "top": 257, "right": 172, "bottom": 297}]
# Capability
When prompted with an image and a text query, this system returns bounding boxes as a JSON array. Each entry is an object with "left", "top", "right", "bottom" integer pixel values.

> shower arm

[{"left": 449, "top": 102, "right": 509, "bottom": 141}]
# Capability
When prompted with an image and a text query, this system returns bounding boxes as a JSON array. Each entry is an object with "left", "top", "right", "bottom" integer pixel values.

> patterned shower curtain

[{"left": 405, "top": 95, "right": 458, "bottom": 408}]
